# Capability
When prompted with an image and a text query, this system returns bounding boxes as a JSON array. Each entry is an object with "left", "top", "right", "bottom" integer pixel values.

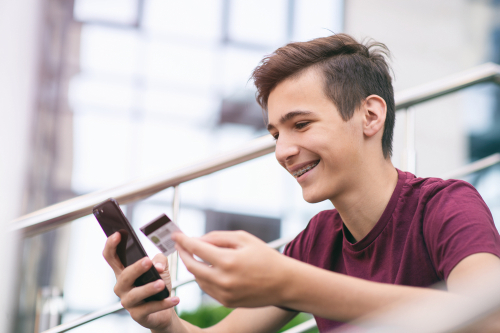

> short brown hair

[{"left": 252, "top": 33, "right": 395, "bottom": 159}]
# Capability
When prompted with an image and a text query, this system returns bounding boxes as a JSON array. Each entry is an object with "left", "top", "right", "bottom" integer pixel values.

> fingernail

[
  {"left": 142, "top": 258, "right": 150, "bottom": 268},
  {"left": 154, "top": 280, "right": 164, "bottom": 290},
  {"left": 113, "top": 232, "right": 119, "bottom": 240},
  {"left": 171, "top": 233, "right": 178, "bottom": 241},
  {"left": 171, "top": 296, "right": 180, "bottom": 304},
  {"left": 155, "top": 262, "right": 164, "bottom": 270}
]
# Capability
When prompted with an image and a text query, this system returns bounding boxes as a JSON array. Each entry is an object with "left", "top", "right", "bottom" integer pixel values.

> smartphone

[{"left": 93, "top": 198, "right": 169, "bottom": 302}]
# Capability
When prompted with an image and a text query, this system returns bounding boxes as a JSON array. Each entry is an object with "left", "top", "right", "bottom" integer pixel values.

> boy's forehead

[
  {"left": 268, "top": 68, "right": 325, "bottom": 105},
  {"left": 267, "top": 68, "right": 329, "bottom": 120}
]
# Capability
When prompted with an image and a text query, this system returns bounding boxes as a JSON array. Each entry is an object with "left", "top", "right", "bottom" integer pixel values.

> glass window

[
  {"left": 69, "top": 74, "right": 136, "bottom": 112},
  {"left": 80, "top": 26, "right": 140, "bottom": 77},
  {"left": 141, "top": 87, "right": 219, "bottom": 123},
  {"left": 463, "top": 84, "right": 496, "bottom": 135},
  {"left": 143, "top": 0, "right": 223, "bottom": 42},
  {"left": 72, "top": 111, "right": 135, "bottom": 193},
  {"left": 135, "top": 118, "right": 213, "bottom": 176},
  {"left": 142, "top": 40, "right": 217, "bottom": 89},
  {"left": 74, "top": 0, "right": 139, "bottom": 25},
  {"left": 218, "top": 46, "right": 269, "bottom": 95},
  {"left": 294, "top": 0, "right": 344, "bottom": 41},
  {"left": 228, "top": 0, "right": 288, "bottom": 46}
]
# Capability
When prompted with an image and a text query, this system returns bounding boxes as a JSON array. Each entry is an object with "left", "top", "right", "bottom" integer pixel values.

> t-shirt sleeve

[{"left": 423, "top": 180, "right": 500, "bottom": 280}]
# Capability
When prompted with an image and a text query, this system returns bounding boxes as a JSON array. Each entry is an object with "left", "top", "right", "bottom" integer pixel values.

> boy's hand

[
  {"left": 173, "top": 231, "right": 293, "bottom": 308},
  {"left": 103, "top": 232, "right": 180, "bottom": 331}
]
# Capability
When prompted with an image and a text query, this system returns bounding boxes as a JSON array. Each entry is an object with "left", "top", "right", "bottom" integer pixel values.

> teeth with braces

[{"left": 293, "top": 161, "right": 319, "bottom": 178}]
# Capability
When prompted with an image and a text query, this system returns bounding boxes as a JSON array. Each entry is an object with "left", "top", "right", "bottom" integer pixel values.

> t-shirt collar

[{"left": 342, "top": 168, "right": 408, "bottom": 251}]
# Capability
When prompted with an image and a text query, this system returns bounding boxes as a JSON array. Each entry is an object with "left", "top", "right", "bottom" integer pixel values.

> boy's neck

[{"left": 331, "top": 161, "right": 399, "bottom": 243}]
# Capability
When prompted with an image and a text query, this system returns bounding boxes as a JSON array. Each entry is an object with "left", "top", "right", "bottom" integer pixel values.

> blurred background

[{"left": 1, "top": 0, "right": 500, "bottom": 332}]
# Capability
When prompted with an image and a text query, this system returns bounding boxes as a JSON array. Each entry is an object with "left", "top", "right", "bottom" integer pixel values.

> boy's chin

[{"left": 302, "top": 190, "right": 328, "bottom": 204}]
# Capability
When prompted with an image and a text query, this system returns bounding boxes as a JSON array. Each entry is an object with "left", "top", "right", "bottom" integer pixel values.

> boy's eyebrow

[{"left": 267, "top": 110, "right": 312, "bottom": 131}]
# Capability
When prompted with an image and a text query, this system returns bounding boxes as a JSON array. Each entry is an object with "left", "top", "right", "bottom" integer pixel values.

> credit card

[{"left": 140, "top": 214, "right": 181, "bottom": 256}]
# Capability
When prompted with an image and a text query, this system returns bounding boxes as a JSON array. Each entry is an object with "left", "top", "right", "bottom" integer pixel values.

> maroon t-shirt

[{"left": 283, "top": 169, "right": 500, "bottom": 332}]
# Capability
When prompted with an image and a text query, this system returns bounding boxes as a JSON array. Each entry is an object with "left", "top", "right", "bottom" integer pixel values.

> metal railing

[
  {"left": 396, "top": 62, "right": 500, "bottom": 173},
  {"left": 8, "top": 62, "right": 500, "bottom": 333}
]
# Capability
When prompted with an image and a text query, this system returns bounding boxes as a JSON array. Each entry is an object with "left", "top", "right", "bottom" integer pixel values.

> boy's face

[{"left": 267, "top": 67, "right": 365, "bottom": 203}]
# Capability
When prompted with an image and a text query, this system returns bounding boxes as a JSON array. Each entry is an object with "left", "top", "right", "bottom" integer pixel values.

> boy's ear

[{"left": 362, "top": 95, "right": 387, "bottom": 137}]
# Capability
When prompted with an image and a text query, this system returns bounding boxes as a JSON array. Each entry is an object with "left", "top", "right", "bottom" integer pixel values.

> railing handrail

[
  {"left": 394, "top": 62, "right": 500, "bottom": 109},
  {"left": 439, "top": 153, "right": 500, "bottom": 180},
  {"left": 9, "top": 62, "right": 500, "bottom": 236}
]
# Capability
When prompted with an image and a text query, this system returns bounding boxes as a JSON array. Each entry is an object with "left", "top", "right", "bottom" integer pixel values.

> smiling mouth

[{"left": 292, "top": 160, "right": 320, "bottom": 179}]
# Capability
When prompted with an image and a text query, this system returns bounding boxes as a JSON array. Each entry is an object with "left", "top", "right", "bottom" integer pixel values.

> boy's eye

[
  {"left": 272, "top": 133, "right": 279, "bottom": 140},
  {"left": 295, "top": 121, "right": 309, "bottom": 129}
]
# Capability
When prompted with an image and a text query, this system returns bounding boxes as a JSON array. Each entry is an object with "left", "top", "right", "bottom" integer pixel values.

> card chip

[{"left": 140, "top": 214, "right": 181, "bottom": 257}]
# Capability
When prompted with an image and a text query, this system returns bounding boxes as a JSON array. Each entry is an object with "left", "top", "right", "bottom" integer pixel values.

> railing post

[
  {"left": 169, "top": 185, "right": 181, "bottom": 295},
  {"left": 401, "top": 107, "right": 417, "bottom": 175},
  {"left": 34, "top": 287, "right": 64, "bottom": 333}
]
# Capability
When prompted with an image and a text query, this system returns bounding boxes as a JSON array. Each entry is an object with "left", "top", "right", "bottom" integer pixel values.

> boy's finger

[
  {"left": 173, "top": 233, "right": 227, "bottom": 265},
  {"left": 200, "top": 230, "right": 255, "bottom": 249},
  {"left": 176, "top": 245, "right": 213, "bottom": 281},
  {"left": 152, "top": 253, "right": 169, "bottom": 273},
  {"left": 121, "top": 279, "right": 166, "bottom": 308},
  {"left": 128, "top": 296, "right": 180, "bottom": 323},
  {"left": 102, "top": 232, "right": 125, "bottom": 276},
  {"left": 115, "top": 257, "right": 153, "bottom": 295}
]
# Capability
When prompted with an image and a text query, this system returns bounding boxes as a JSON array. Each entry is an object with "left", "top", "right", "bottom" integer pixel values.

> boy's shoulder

[
  {"left": 401, "top": 169, "right": 473, "bottom": 190},
  {"left": 398, "top": 170, "right": 482, "bottom": 205}
]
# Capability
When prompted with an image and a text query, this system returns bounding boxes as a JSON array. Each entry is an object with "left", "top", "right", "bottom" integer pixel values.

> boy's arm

[
  {"left": 173, "top": 231, "right": 500, "bottom": 323},
  {"left": 103, "top": 232, "right": 297, "bottom": 333},
  {"left": 283, "top": 252, "right": 500, "bottom": 321}
]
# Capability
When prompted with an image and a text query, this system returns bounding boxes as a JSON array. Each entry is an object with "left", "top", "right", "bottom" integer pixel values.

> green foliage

[
  {"left": 179, "top": 305, "right": 233, "bottom": 328},
  {"left": 179, "top": 305, "right": 318, "bottom": 332}
]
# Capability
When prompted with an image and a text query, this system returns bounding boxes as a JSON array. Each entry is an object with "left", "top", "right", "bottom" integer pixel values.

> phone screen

[{"left": 94, "top": 200, "right": 145, "bottom": 266}]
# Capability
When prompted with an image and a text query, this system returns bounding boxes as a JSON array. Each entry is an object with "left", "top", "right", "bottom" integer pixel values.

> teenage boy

[{"left": 103, "top": 34, "right": 500, "bottom": 332}]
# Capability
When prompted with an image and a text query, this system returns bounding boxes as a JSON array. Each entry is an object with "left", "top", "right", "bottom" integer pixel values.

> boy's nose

[{"left": 275, "top": 138, "right": 300, "bottom": 166}]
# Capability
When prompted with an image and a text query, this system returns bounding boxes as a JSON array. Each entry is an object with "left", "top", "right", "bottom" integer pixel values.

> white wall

[{"left": 0, "top": 0, "right": 42, "bottom": 330}]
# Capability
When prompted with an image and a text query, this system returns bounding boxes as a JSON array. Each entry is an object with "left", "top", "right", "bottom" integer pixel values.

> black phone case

[{"left": 93, "top": 198, "right": 169, "bottom": 302}]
